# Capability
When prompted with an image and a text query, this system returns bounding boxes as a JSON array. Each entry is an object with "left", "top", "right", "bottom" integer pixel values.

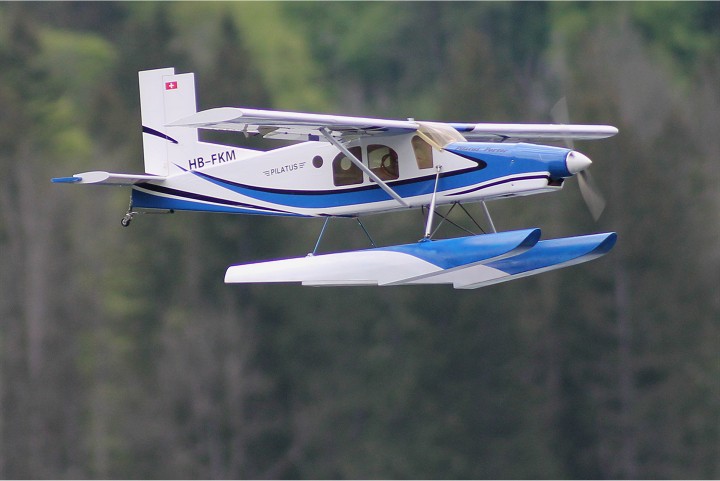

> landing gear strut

[
  {"left": 121, "top": 213, "right": 135, "bottom": 227},
  {"left": 120, "top": 197, "right": 175, "bottom": 227},
  {"left": 308, "top": 216, "right": 377, "bottom": 256},
  {"left": 121, "top": 199, "right": 136, "bottom": 227},
  {"left": 421, "top": 201, "right": 495, "bottom": 240}
]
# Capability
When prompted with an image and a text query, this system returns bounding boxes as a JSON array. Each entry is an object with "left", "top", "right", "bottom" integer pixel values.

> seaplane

[{"left": 53, "top": 67, "right": 618, "bottom": 288}]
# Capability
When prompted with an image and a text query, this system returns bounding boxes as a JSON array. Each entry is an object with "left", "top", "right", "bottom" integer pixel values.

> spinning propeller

[{"left": 551, "top": 98, "right": 607, "bottom": 220}]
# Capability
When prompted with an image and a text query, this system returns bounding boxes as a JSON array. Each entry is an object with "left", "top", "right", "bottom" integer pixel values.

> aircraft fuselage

[{"left": 131, "top": 135, "right": 579, "bottom": 218}]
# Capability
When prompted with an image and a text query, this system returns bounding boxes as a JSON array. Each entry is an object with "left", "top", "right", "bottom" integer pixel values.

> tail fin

[{"left": 138, "top": 67, "right": 198, "bottom": 175}]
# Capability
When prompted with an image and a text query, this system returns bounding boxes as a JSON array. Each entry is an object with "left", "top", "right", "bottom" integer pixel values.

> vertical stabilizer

[{"left": 138, "top": 68, "right": 198, "bottom": 175}]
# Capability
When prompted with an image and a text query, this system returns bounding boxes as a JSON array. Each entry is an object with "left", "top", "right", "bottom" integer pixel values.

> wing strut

[
  {"left": 423, "top": 165, "right": 442, "bottom": 239},
  {"left": 319, "top": 128, "right": 409, "bottom": 208}
]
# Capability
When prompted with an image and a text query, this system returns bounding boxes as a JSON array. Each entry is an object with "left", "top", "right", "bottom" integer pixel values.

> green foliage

[
  {"left": 37, "top": 28, "right": 118, "bottom": 107},
  {"left": 0, "top": 2, "right": 717, "bottom": 479},
  {"left": 631, "top": 2, "right": 720, "bottom": 72},
  {"left": 229, "top": 2, "right": 328, "bottom": 111}
]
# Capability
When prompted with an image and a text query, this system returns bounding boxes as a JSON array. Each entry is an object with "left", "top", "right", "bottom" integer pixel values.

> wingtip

[{"left": 51, "top": 176, "right": 82, "bottom": 184}]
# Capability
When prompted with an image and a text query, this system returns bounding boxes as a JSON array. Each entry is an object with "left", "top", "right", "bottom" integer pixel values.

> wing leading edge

[{"left": 224, "top": 230, "right": 617, "bottom": 288}]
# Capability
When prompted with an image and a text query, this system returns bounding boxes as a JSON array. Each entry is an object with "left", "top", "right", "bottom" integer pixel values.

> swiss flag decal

[{"left": 165, "top": 81, "right": 178, "bottom": 90}]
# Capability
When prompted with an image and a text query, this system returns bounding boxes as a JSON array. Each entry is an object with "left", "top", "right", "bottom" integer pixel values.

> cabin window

[
  {"left": 412, "top": 135, "right": 433, "bottom": 169},
  {"left": 332, "top": 147, "right": 363, "bottom": 186},
  {"left": 368, "top": 145, "right": 399, "bottom": 180}
]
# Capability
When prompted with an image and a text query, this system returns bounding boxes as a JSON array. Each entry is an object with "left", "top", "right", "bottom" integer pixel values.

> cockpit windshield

[{"left": 416, "top": 121, "right": 466, "bottom": 150}]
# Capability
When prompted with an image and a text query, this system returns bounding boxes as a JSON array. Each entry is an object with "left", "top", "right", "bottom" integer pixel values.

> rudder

[{"left": 138, "top": 67, "right": 198, "bottom": 176}]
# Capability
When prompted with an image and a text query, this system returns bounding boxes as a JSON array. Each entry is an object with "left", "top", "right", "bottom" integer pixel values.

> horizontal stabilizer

[
  {"left": 225, "top": 230, "right": 616, "bottom": 288},
  {"left": 52, "top": 171, "right": 166, "bottom": 185}
]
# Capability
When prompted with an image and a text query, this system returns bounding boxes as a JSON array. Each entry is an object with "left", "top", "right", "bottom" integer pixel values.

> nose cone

[{"left": 565, "top": 151, "right": 592, "bottom": 174}]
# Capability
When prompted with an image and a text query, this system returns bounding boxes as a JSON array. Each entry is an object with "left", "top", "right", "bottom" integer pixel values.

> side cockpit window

[
  {"left": 368, "top": 145, "right": 399, "bottom": 180},
  {"left": 412, "top": 135, "right": 433, "bottom": 169},
  {"left": 332, "top": 147, "right": 363, "bottom": 186}
]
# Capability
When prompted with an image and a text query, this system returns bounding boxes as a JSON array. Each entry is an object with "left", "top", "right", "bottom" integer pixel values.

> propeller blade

[
  {"left": 552, "top": 97, "right": 606, "bottom": 221},
  {"left": 578, "top": 170, "right": 606, "bottom": 221},
  {"left": 550, "top": 97, "right": 574, "bottom": 150}
]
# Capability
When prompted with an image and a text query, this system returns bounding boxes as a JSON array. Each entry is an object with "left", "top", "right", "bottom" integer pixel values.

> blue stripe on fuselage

[
  {"left": 135, "top": 142, "right": 564, "bottom": 214},
  {"left": 183, "top": 144, "right": 522, "bottom": 209},
  {"left": 191, "top": 169, "right": 439, "bottom": 208},
  {"left": 131, "top": 185, "right": 302, "bottom": 216}
]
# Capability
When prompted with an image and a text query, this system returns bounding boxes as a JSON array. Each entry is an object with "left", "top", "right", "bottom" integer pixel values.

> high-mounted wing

[
  {"left": 170, "top": 107, "right": 618, "bottom": 144},
  {"left": 168, "top": 107, "right": 418, "bottom": 142},
  {"left": 451, "top": 123, "right": 618, "bottom": 142}
]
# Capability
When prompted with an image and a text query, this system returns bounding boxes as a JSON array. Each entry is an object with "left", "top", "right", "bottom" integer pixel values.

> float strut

[
  {"left": 481, "top": 201, "right": 497, "bottom": 233},
  {"left": 356, "top": 218, "right": 376, "bottom": 248},
  {"left": 311, "top": 217, "right": 331, "bottom": 256}
]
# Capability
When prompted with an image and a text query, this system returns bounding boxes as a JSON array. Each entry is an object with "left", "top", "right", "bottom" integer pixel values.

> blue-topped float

[{"left": 224, "top": 230, "right": 616, "bottom": 289}]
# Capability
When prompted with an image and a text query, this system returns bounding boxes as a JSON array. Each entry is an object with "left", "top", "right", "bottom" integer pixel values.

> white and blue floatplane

[{"left": 54, "top": 68, "right": 618, "bottom": 288}]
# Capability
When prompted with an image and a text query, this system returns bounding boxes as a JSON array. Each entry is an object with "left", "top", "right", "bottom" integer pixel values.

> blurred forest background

[{"left": 0, "top": 1, "right": 718, "bottom": 479}]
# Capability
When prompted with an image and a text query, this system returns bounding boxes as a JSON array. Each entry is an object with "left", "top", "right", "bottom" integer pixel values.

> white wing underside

[{"left": 169, "top": 107, "right": 618, "bottom": 143}]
